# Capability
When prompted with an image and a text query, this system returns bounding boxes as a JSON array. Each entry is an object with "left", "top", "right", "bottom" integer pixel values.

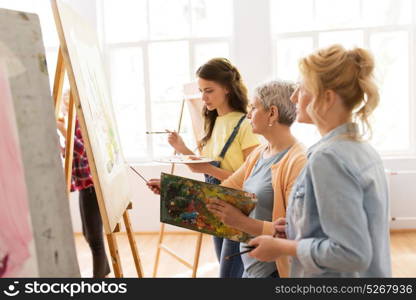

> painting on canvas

[
  {"left": 52, "top": 0, "right": 131, "bottom": 232},
  {"left": 160, "top": 173, "right": 257, "bottom": 242}
]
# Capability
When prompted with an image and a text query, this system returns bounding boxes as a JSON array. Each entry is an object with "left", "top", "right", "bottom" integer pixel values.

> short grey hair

[{"left": 253, "top": 80, "right": 296, "bottom": 126}]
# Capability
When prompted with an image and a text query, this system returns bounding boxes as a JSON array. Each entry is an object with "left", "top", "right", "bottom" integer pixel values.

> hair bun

[{"left": 350, "top": 48, "right": 375, "bottom": 78}]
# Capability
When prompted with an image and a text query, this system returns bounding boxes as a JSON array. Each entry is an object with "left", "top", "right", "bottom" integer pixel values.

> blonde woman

[{"left": 249, "top": 45, "right": 392, "bottom": 277}]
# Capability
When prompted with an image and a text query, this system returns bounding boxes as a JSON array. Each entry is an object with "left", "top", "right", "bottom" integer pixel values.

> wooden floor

[{"left": 74, "top": 231, "right": 416, "bottom": 278}]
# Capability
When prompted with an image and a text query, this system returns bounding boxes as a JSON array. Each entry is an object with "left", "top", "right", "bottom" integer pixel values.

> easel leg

[
  {"left": 152, "top": 223, "right": 165, "bottom": 277},
  {"left": 64, "top": 92, "right": 76, "bottom": 195},
  {"left": 151, "top": 99, "right": 203, "bottom": 278},
  {"left": 106, "top": 233, "right": 123, "bottom": 278},
  {"left": 53, "top": 48, "right": 65, "bottom": 119},
  {"left": 123, "top": 210, "right": 144, "bottom": 277},
  {"left": 191, "top": 233, "right": 204, "bottom": 278}
]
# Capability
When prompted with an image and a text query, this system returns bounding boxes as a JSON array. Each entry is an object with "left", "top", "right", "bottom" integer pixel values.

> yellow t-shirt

[{"left": 201, "top": 111, "right": 260, "bottom": 172}]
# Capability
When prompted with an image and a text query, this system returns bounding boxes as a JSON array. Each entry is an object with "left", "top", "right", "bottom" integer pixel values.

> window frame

[{"left": 98, "top": 0, "right": 232, "bottom": 162}]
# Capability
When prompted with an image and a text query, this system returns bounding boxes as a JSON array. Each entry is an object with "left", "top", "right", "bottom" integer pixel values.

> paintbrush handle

[
  {"left": 225, "top": 246, "right": 256, "bottom": 260},
  {"left": 129, "top": 166, "right": 149, "bottom": 183},
  {"left": 146, "top": 131, "right": 168, "bottom": 134}
]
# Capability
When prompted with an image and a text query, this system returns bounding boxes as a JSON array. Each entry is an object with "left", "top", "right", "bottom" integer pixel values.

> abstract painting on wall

[{"left": 160, "top": 173, "right": 257, "bottom": 242}]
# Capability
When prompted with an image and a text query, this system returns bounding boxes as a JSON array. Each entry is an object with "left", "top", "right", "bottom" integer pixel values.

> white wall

[
  {"left": 232, "top": 0, "right": 273, "bottom": 92},
  {"left": 384, "top": 160, "right": 416, "bottom": 229}
]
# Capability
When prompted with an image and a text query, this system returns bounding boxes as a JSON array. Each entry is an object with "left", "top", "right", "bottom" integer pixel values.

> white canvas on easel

[
  {"left": 183, "top": 82, "right": 205, "bottom": 147},
  {"left": 52, "top": 0, "right": 143, "bottom": 277}
]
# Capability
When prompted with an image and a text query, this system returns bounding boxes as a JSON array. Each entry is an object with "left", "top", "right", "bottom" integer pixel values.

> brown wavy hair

[{"left": 196, "top": 58, "right": 249, "bottom": 150}]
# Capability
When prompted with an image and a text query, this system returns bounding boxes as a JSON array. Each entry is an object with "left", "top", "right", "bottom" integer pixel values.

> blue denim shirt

[{"left": 286, "top": 123, "right": 391, "bottom": 277}]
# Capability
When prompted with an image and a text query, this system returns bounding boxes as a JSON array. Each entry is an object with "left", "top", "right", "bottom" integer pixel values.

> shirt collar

[{"left": 307, "top": 122, "right": 358, "bottom": 158}]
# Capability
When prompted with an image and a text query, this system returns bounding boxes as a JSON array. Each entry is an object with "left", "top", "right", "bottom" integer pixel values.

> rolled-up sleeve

[
  {"left": 297, "top": 238, "right": 326, "bottom": 274},
  {"left": 297, "top": 151, "right": 372, "bottom": 274}
]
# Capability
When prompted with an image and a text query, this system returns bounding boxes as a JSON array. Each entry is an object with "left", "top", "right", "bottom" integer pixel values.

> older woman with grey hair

[
  {"left": 206, "top": 80, "right": 307, "bottom": 278},
  {"left": 147, "top": 80, "right": 307, "bottom": 278}
]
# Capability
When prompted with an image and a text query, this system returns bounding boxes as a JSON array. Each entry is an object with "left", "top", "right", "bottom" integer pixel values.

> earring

[{"left": 268, "top": 122, "right": 273, "bottom": 127}]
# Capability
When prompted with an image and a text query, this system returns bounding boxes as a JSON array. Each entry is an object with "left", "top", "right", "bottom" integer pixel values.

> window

[
  {"left": 100, "top": 0, "right": 232, "bottom": 161},
  {"left": 271, "top": 0, "right": 416, "bottom": 156}
]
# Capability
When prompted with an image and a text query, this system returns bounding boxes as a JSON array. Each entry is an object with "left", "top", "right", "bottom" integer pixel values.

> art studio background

[{"left": 1, "top": 0, "right": 415, "bottom": 278}]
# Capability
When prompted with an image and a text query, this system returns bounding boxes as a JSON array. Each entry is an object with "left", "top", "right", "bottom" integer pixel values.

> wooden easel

[
  {"left": 153, "top": 84, "right": 205, "bottom": 278},
  {"left": 52, "top": 20, "right": 144, "bottom": 278}
]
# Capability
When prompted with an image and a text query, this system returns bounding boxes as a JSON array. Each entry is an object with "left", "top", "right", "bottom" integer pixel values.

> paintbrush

[
  {"left": 129, "top": 166, "right": 149, "bottom": 183},
  {"left": 225, "top": 245, "right": 256, "bottom": 260}
]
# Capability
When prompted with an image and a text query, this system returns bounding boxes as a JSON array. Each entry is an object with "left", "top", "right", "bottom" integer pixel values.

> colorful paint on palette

[{"left": 160, "top": 173, "right": 257, "bottom": 242}]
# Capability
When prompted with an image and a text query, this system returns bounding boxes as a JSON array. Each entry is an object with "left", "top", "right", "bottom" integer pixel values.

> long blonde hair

[{"left": 299, "top": 44, "right": 379, "bottom": 140}]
